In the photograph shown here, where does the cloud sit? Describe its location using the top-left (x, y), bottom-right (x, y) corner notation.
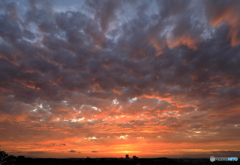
top-left (211, 151), bottom-right (240, 157)
top-left (92, 151), bottom-right (98, 153)
top-left (0, 0), bottom-right (239, 158)
top-left (11, 150), bottom-right (22, 153)
top-left (203, 0), bottom-right (240, 46)
top-left (27, 151), bottom-right (45, 154)
top-left (69, 150), bottom-right (76, 153)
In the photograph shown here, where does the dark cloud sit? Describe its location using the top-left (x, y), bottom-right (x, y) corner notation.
top-left (27, 151), bottom-right (45, 154)
top-left (12, 151), bottom-right (22, 153)
top-left (0, 0), bottom-right (239, 158)
top-left (211, 151), bottom-right (240, 157)
top-left (69, 150), bottom-right (76, 153)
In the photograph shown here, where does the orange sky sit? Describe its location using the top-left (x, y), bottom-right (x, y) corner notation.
top-left (0, 0), bottom-right (240, 158)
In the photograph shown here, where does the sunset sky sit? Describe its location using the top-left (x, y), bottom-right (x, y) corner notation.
top-left (0, 0), bottom-right (240, 158)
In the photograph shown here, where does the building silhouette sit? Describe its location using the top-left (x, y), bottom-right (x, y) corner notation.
top-left (133, 155), bottom-right (138, 159)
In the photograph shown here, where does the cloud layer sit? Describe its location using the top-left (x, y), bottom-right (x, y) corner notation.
top-left (0, 0), bottom-right (240, 158)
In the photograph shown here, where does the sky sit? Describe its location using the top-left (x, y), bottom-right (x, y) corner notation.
top-left (0, 0), bottom-right (240, 158)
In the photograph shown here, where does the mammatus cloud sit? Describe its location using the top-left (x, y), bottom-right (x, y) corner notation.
top-left (0, 0), bottom-right (240, 158)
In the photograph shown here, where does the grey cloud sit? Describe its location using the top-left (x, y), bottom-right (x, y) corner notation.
top-left (211, 151), bottom-right (240, 157)
top-left (69, 150), bottom-right (76, 153)
top-left (27, 151), bottom-right (45, 154)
